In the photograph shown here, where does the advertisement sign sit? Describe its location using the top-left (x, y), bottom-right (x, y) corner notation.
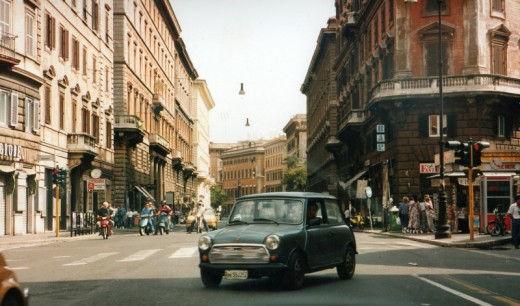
top-left (87, 179), bottom-right (105, 191)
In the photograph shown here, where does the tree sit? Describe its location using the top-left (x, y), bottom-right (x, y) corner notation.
top-left (283, 155), bottom-right (307, 191)
top-left (210, 185), bottom-right (228, 209)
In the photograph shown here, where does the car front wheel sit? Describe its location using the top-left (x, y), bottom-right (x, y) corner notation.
top-left (201, 268), bottom-right (223, 288)
top-left (337, 245), bottom-right (356, 280)
top-left (283, 253), bottom-right (305, 290)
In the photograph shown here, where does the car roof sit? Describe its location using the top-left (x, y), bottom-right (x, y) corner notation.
top-left (237, 191), bottom-right (337, 201)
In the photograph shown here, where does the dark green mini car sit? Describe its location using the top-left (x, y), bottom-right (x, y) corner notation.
top-left (198, 192), bottom-right (357, 290)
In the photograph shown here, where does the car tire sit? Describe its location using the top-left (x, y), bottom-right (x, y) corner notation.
top-left (201, 268), bottom-right (222, 288)
top-left (337, 245), bottom-right (356, 280)
top-left (283, 253), bottom-right (305, 290)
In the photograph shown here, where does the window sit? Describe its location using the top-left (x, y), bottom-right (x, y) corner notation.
top-left (489, 25), bottom-right (510, 76)
top-left (25, 12), bottom-right (35, 57)
top-left (491, 0), bottom-right (504, 13)
top-left (59, 93), bottom-right (65, 130)
top-left (92, 0), bottom-right (99, 31)
top-left (24, 97), bottom-right (39, 133)
top-left (497, 115), bottom-right (505, 137)
top-left (105, 65), bottom-right (109, 92)
top-left (0, 0), bottom-right (11, 34)
top-left (82, 47), bottom-right (87, 75)
top-left (44, 85), bottom-right (51, 124)
top-left (92, 55), bottom-right (97, 83)
top-left (0, 89), bottom-right (9, 126)
top-left (92, 113), bottom-right (99, 141)
top-left (45, 12), bottom-right (56, 49)
top-left (106, 120), bottom-right (112, 149)
top-left (59, 25), bottom-right (69, 60)
top-left (428, 114), bottom-right (447, 137)
top-left (424, 41), bottom-right (448, 76)
top-left (72, 37), bottom-right (80, 70)
top-left (425, 0), bottom-right (447, 15)
top-left (81, 108), bottom-right (90, 133)
top-left (72, 99), bottom-right (77, 133)
top-left (105, 5), bottom-right (111, 42)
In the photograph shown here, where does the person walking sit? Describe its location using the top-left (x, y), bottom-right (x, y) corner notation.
top-left (418, 195), bottom-right (427, 233)
top-left (126, 208), bottom-right (135, 229)
top-left (408, 195), bottom-right (420, 234)
top-left (399, 197), bottom-right (410, 234)
top-left (424, 194), bottom-right (436, 233)
top-left (506, 194), bottom-right (520, 249)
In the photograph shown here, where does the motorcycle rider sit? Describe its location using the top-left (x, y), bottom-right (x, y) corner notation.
top-left (155, 200), bottom-right (173, 234)
top-left (141, 200), bottom-right (156, 234)
top-left (188, 201), bottom-right (208, 233)
top-left (96, 202), bottom-right (115, 232)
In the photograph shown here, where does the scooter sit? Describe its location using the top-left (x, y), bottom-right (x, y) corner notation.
top-left (157, 212), bottom-right (171, 235)
top-left (97, 216), bottom-right (111, 239)
top-left (139, 214), bottom-right (155, 236)
top-left (349, 213), bottom-right (365, 230)
top-left (487, 207), bottom-right (507, 237)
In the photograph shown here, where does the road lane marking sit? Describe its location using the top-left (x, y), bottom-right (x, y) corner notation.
top-left (415, 275), bottom-right (493, 306)
top-left (117, 249), bottom-right (161, 262)
top-left (169, 247), bottom-right (198, 258)
top-left (63, 252), bottom-right (118, 266)
top-left (11, 267), bottom-right (29, 270)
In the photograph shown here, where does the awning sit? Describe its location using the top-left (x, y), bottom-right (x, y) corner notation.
top-left (135, 186), bottom-right (155, 201)
top-left (0, 165), bottom-right (15, 173)
top-left (339, 169), bottom-right (368, 189)
top-left (482, 172), bottom-right (516, 177)
top-left (427, 172), bottom-right (465, 179)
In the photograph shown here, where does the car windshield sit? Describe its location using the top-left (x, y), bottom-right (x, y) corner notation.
top-left (228, 199), bottom-right (303, 225)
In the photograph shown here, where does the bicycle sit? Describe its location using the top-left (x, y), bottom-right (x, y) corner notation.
top-left (487, 206), bottom-right (507, 237)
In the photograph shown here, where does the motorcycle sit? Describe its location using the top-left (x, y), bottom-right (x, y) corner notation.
top-left (157, 212), bottom-right (171, 235)
top-left (349, 213), bottom-right (365, 230)
top-left (487, 207), bottom-right (507, 237)
top-left (139, 214), bottom-right (155, 236)
top-left (97, 216), bottom-right (111, 239)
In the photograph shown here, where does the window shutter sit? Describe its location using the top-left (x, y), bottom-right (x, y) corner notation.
top-left (447, 114), bottom-right (456, 137)
top-left (25, 98), bottom-right (32, 132)
top-left (33, 100), bottom-right (40, 132)
top-left (418, 115), bottom-right (428, 138)
top-left (10, 93), bottom-right (18, 127)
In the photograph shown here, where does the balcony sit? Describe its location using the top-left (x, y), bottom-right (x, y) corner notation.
top-left (149, 133), bottom-right (171, 155)
top-left (338, 109), bottom-right (365, 136)
top-left (0, 31), bottom-right (20, 67)
top-left (67, 133), bottom-right (99, 163)
top-left (114, 115), bottom-right (145, 147)
top-left (341, 12), bottom-right (358, 37)
top-left (368, 74), bottom-right (520, 105)
top-left (152, 94), bottom-right (166, 116)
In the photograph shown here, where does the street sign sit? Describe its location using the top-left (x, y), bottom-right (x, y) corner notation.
top-left (87, 179), bottom-right (105, 191)
top-left (377, 143), bottom-right (385, 152)
top-left (419, 163), bottom-right (436, 173)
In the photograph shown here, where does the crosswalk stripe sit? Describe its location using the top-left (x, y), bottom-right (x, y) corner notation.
top-left (63, 252), bottom-right (118, 266)
top-left (117, 249), bottom-right (161, 262)
top-left (169, 247), bottom-right (198, 258)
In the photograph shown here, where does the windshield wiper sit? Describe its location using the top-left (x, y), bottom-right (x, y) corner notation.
top-left (228, 220), bottom-right (249, 225)
top-left (253, 218), bottom-right (279, 224)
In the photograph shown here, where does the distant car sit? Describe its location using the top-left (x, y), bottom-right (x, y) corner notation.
top-left (197, 192), bottom-right (357, 290)
top-left (186, 208), bottom-right (218, 231)
top-left (0, 252), bottom-right (29, 306)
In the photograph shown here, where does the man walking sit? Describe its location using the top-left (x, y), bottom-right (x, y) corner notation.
top-left (507, 194), bottom-right (520, 249)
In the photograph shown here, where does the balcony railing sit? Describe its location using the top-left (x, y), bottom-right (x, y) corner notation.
top-left (369, 74), bottom-right (520, 103)
top-left (149, 133), bottom-right (170, 154)
top-left (114, 115), bottom-right (143, 131)
top-left (338, 109), bottom-right (365, 133)
top-left (67, 133), bottom-right (99, 155)
top-left (0, 31), bottom-right (19, 65)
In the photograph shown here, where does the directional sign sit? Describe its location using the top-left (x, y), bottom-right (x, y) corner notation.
top-left (87, 179), bottom-right (105, 191)
top-left (377, 143), bottom-right (385, 152)
top-left (377, 134), bottom-right (385, 143)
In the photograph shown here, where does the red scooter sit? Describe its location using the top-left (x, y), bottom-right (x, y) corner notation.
top-left (98, 216), bottom-right (112, 239)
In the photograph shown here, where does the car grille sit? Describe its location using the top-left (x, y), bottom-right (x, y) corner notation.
top-left (209, 244), bottom-right (270, 264)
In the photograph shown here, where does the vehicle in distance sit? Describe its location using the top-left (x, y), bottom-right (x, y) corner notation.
top-left (0, 252), bottom-right (29, 306)
top-left (197, 192), bottom-right (357, 290)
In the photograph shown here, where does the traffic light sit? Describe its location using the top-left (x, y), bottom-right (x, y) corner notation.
top-left (57, 167), bottom-right (68, 185)
top-left (471, 141), bottom-right (490, 167)
top-left (445, 141), bottom-right (469, 167)
top-left (52, 167), bottom-right (59, 184)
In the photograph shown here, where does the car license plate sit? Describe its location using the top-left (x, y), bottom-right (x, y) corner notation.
top-left (224, 270), bottom-right (248, 280)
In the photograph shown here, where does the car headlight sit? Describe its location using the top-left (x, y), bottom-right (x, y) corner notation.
top-left (198, 235), bottom-right (212, 251)
top-left (265, 235), bottom-right (280, 250)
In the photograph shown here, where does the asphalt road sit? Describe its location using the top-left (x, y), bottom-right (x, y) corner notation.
top-left (5, 230), bottom-right (520, 306)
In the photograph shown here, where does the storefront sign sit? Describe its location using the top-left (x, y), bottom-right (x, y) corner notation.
top-left (489, 157), bottom-right (520, 170)
top-left (0, 143), bottom-right (22, 159)
top-left (87, 179), bottom-right (106, 190)
top-left (420, 163), bottom-right (436, 173)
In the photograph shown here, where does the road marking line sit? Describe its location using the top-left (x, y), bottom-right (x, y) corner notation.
top-left (117, 249), bottom-right (161, 262)
top-left (169, 247), bottom-right (198, 258)
top-left (415, 275), bottom-right (493, 306)
top-left (11, 267), bottom-right (29, 270)
top-left (63, 252), bottom-right (118, 266)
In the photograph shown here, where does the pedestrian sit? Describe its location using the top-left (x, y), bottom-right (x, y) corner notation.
top-left (399, 196), bottom-right (410, 234)
top-left (424, 194), bottom-right (436, 233)
top-left (418, 195), bottom-right (427, 233)
top-left (506, 194), bottom-right (520, 249)
top-left (126, 208), bottom-right (135, 229)
top-left (408, 195), bottom-right (420, 234)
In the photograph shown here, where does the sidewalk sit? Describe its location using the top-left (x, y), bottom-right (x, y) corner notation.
top-left (365, 229), bottom-right (513, 249)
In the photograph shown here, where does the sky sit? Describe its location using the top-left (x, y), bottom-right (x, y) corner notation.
top-left (169, 0), bottom-right (336, 143)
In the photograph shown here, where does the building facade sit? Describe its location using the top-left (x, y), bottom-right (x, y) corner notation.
top-left (264, 136), bottom-right (287, 193)
top-left (304, 0), bottom-right (520, 230)
top-left (112, 0), bottom-right (198, 212)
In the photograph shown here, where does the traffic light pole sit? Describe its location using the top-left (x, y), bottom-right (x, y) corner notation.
top-left (55, 184), bottom-right (60, 237)
top-left (468, 166), bottom-right (475, 241)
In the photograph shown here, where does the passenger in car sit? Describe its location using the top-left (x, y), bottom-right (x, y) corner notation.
top-left (307, 202), bottom-right (318, 223)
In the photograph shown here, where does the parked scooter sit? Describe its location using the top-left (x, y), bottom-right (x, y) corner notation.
top-left (157, 212), bottom-right (171, 235)
top-left (487, 207), bottom-right (507, 237)
top-left (349, 213), bottom-right (365, 230)
top-left (97, 215), bottom-right (111, 239)
top-left (139, 214), bottom-right (155, 236)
